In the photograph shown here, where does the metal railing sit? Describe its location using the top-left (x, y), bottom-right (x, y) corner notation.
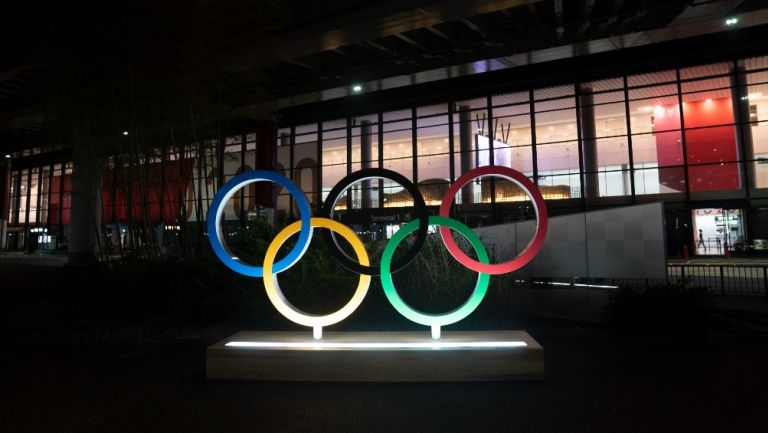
top-left (1, 250), bottom-right (765, 297)
top-left (667, 264), bottom-right (768, 297)
top-left (512, 264), bottom-right (768, 298)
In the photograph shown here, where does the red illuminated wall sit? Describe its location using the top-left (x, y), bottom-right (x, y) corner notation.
top-left (101, 159), bottom-right (194, 224)
top-left (48, 174), bottom-right (72, 225)
top-left (651, 104), bottom-right (684, 191)
top-left (48, 159), bottom-right (194, 226)
top-left (655, 97), bottom-right (739, 192)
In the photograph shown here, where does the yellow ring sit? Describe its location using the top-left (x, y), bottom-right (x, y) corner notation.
top-left (263, 217), bottom-right (371, 328)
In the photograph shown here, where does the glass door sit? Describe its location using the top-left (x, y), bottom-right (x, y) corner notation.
top-left (692, 208), bottom-right (744, 255)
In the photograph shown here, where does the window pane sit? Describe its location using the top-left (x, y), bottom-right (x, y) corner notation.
top-left (28, 168), bottom-right (39, 224)
top-left (536, 141), bottom-right (581, 199)
top-left (293, 124), bottom-right (318, 208)
top-left (382, 111), bottom-right (413, 206)
top-left (321, 119), bottom-right (347, 203)
top-left (40, 166), bottom-right (50, 225)
top-left (535, 108), bottom-right (577, 144)
top-left (632, 130), bottom-right (684, 168)
top-left (417, 112), bottom-right (450, 206)
top-left (492, 109), bottom-right (533, 176)
top-left (688, 162), bottom-right (742, 192)
top-left (679, 63), bottom-right (731, 80)
top-left (276, 127), bottom-right (291, 218)
top-left (682, 88), bottom-right (735, 128)
top-left (18, 171), bottom-right (28, 224)
top-left (452, 106), bottom-right (485, 204)
top-left (593, 101), bottom-right (628, 138)
top-left (751, 121), bottom-right (768, 188)
top-left (627, 70), bottom-right (676, 87)
top-left (628, 93), bottom-right (681, 134)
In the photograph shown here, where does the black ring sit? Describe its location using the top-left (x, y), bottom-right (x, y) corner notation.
top-left (320, 168), bottom-right (429, 276)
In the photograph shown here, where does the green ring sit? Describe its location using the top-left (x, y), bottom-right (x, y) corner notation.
top-left (380, 216), bottom-right (491, 328)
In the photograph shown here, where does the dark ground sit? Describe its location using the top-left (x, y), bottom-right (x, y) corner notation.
top-left (2, 262), bottom-right (768, 433)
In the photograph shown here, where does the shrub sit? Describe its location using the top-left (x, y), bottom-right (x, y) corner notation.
top-left (604, 283), bottom-right (714, 333)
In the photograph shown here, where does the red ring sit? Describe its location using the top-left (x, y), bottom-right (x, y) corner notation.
top-left (438, 166), bottom-right (548, 275)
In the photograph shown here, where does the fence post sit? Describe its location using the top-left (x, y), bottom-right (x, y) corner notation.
top-left (680, 266), bottom-right (686, 288)
top-left (719, 265), bottom-right (726, 296)
top-left (763, 266), bottom-right (767, 299)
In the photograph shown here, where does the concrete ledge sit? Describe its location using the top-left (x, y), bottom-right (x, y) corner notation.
top-left (206, 330), bottom-right (544, 382)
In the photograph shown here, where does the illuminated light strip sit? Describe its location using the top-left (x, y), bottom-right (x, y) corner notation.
top-left (225, 341), bottom-right (528, 349)
top-left (532, 281), bottom-right (619, 289)
top-left (575, 283), bottom-right (619, 289)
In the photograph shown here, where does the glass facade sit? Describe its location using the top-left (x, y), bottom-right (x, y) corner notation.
top-left (4, 55), bottom-right (768, 253)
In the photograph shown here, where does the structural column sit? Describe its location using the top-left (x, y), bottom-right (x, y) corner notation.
top-left (0, 156), bottom-right (11, 250)
top-left (279, 132), bottom-right (290, 147)
top-left (578, 86), bottom-right (599, 200)
top-left (458, 105), bottom-right (475, 204)
top-left (360, 120), bottom-right (373, 209)
top-left (254, 120), bottom-right (277, 209)
top-left (68, 148), bottom-right (102, 266)
top-left (731, 65), bottom-right (755, 191)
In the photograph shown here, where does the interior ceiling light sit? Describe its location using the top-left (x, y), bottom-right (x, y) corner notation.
top-left (122, 131), bottom-right (129, 136)
top-left (352, 84), bottom-right (363, 92)
top-left (725, 17), bottom-right (739, 26)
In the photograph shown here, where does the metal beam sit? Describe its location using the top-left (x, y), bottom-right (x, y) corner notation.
top-left (554, 0), bottom-right (565, 38)
top-left (461, 18), bottom-right (488, 38)
top-left (256, 3), bottom-right (768, 111)
top-left (393, 33), bottom-right (430, 53)
top-left (425, 26), bottom-right (460, 48)
top-left (331, 47), bottom-right (373, 66)
top-left (527, 1), bottom-right (545, 28)
top-left (363, 40), bottom-right (399, 58)
top-left (287, 59), bottom-right (323, 73)
top-left (579, 0), bottom-right (597, 34)
top-left (500, 8), bottom-right (525, 35)
top-left (231, 0), bottom-right (541, 69)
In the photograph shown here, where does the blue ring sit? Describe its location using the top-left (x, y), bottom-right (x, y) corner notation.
top-left (206, 170), bottom-right (312, 277)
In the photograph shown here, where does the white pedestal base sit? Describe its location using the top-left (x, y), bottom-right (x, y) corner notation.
top-left (206, 330), bottom-right (544, 382)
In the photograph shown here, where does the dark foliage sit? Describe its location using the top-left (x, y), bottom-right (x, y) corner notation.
top-left (604, 283), bottom-right (715, 333)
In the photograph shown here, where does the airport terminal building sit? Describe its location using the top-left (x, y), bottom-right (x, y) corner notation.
top-left (1, 1), bottom-right (768, 261)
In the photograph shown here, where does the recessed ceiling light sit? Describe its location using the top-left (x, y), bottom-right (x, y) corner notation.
top-left (122, 131), bottom-right (129, 136)
top-left (352, 84), bottom-right (363, 92)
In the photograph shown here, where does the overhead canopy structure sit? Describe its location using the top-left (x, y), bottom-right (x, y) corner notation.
top-left (3, 0), bottom-right (768, 155)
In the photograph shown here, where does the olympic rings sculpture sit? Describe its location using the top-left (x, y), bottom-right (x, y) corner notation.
top-left (207, 166), bottom-right (548, 340)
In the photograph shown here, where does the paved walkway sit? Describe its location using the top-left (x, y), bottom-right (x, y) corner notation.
top-left (1, 260), bottom-right (767, 432)
top-left (3, 330), bottom-right (766, 433)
